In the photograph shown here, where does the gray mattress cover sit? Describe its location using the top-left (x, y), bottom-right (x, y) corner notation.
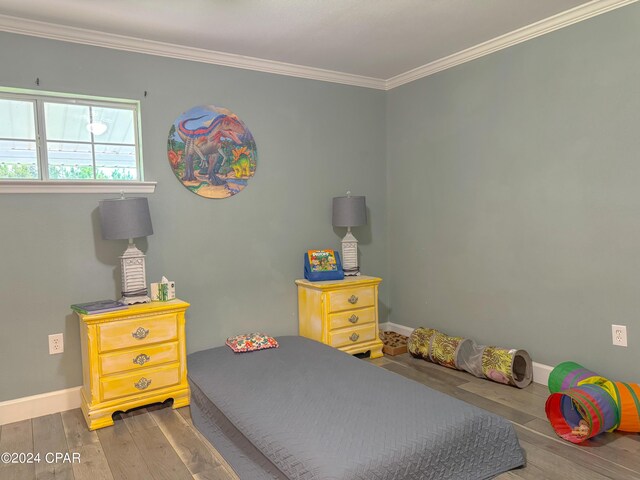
top-left (188, 336), bottom-right (525, 480)
top-left (190, 380), bottom-right (288, 479)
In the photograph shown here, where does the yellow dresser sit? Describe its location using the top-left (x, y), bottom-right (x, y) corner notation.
top-left (296, 276), bottom-right (384, 358)
top-left (76, 299), bottom-right (190, 430)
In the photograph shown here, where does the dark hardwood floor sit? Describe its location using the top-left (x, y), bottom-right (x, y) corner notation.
top-left (1, 353), bottom-right (639, 479)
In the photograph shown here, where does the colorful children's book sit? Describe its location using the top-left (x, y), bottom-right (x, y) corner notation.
top-left (304, 250), bottom-right (344, 281)
top-left (307, 249), bottom-right (339, 272)
top-left (70, 299), bottom-right (127, 314)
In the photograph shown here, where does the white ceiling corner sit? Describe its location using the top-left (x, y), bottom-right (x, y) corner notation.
top-left (386, 0), bottom-right (640, 89)
top-left (0, 0), bottom-right (637, 90)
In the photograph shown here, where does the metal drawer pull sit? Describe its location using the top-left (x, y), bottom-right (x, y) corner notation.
top-left (134, 377), bottom-right (152, 390)
top-left (348, 314), bottom-right (359, 324)
top-left (349, 333), bottom-right (360, 342)
top-left (348, 295), bottom-right (358, 304)
top-left (132, 327), bottom-right (149, 340)
top-left (133, 353), bottom-right (151, 366)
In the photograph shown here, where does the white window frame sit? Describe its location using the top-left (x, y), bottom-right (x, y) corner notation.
top-left (0, 87), bottom-right (155, 194)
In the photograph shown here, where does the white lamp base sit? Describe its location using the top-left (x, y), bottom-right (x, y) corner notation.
top-left (120, 294), bottom-right (151, 305)
top-left (119, 242), bottom-right (151, 304)
top-left (341, 230), bottom-right (361, 276)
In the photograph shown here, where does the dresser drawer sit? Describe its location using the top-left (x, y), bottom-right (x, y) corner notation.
top-left (327, 286), bottom-right (375, 313)
top-left (98, 314), bottom-right (177, 353)
top-left (329, 307), bottom-right (376, 330)
top-left (99, 341), bottom-right (179, 376)
top-left (328, 323), bottom-right (376, 348)
top-left (100, 363), bottom-right (180, 402)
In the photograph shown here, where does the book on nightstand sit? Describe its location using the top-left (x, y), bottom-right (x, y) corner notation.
top-left (304, 249), bottom-right (344, 281)
top-left (71, 299), bottom-right (127, 315)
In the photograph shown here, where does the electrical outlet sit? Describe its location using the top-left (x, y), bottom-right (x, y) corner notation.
top-left (49, 333), bottom-right (64, 354)
top-left (612, 325), bottom-right (627, 347)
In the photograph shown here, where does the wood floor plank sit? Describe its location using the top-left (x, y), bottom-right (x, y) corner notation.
top-left (96, 415), bottom-right (154, 480)
top-left (367, 356), bottom-right (391, 367)
top-left (120, 409), bottom-right (193, 480)
top-left (382, 361), bottom-right (537, 425)
top-left (175, 407), bottom-right (239, 480)
top-left (177, 407), bottom-right (192, 422)
top-left (515, 424), bottom-right (640, 480)
top-left (60, 409), bottom-right (96, 451)
top-left (0, 419), bottom-right (36, 480)
top-left (517, 436), bottom-right (626, 480)
top-left (494, 472), bottom-right (522, 479)
top-left (524, 417), bottom-right (640, 475)
top-left (148, 406), bottom-right (225, 477)
top-left (522, 381), bottom-right (551, 399)
top-left (388, 353), bottom-right (475, 387)
top-left (192, 465), bottom-right (237, 480)
top-left (382, 359), bottom-right (470, 392)
top-left (119, 408), bottom-right (157, 431)
top-left (495, 464), bottom-right (552, 480)
top-left (32, 413), bottom-right (74, 480)
top-left (61, 409), bottom-right (114, 480)
top-left (458, 380), bottom-right (548, 420)
top-left (390, 353), bottom-right (550, 398)
top-left (587, 430), bottom-right (640, 457)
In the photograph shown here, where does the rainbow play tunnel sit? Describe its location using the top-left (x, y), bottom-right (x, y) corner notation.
top-left (545, 361), bottom-right (640, 443)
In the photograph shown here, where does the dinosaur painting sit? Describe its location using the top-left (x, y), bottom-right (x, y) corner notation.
top-left (177, 113), bottom-right (245, 184)
top-left (230, 146), bottom-right (252, 178)
top-left (167, 105), bottom-right (257, 199)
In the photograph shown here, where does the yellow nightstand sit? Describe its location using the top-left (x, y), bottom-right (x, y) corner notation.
top-left (76, 299), bottom-right (190, 430)
top-left (296, 276), bottom-right (384, 358)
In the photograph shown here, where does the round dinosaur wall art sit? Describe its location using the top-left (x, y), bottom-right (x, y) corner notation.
top-left (167, 105), bottom-right (257, 199)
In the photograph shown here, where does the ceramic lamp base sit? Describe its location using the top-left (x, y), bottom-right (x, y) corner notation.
top-left (120, 242), bottom-right (150, 305)
top-left (120, 294), bottom-right (151, 305)
top-left (341, 230), bottom-right (361, 276)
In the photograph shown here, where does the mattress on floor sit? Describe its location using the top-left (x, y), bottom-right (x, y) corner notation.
top-left (187, 336), bottom-right (525, 480)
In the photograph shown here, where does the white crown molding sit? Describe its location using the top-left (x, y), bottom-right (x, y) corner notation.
top-left (0, 14), bottom-right (387, 90)
top-left (385, 0), bottom-right (639, 89)
top-left (0, 0), bottom-right (637, 91)
top-left (0, 386), bottom-right (81, 425)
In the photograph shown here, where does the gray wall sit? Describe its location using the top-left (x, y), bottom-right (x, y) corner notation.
top-left (0, 33), bottom-right (387, 401)
top-left (2, 2), bottom-right (639, 402)
top-left (386, 4), bottom-right (640, 382)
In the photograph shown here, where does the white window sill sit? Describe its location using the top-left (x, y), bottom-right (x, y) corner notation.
top-left (0, 181), bottom-right (157, 194)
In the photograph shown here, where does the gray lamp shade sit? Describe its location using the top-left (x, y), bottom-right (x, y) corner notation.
top-left (99, 197), bottom-right (153, 240)
top-left (332, 195), bottom-right (367, 227)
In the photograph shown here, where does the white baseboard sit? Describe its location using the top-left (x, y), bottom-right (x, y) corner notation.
top-left (379, 322), bottom-right (414, 337)
top-left (531, 362), bottom-right (552, 388)
top-left (380, 322), bottom-right (551, 387)
top-left (0, 386), bottom-right (82, 425)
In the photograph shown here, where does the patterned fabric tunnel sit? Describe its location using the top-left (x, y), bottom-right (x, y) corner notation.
top-left (407, 327), bottom-right (533, 389)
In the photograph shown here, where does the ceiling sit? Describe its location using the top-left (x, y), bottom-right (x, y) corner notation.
top-left (0, 0), bottom-right (633, 88)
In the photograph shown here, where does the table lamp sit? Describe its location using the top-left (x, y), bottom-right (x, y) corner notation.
top-left (332, 192), bottom-right (367, 276)
top-left (98, 196), bottom-right (153, 304)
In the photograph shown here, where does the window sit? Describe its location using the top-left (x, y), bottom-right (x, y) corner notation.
top-left (0, 88), bottom-right (154, 193)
